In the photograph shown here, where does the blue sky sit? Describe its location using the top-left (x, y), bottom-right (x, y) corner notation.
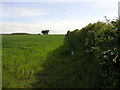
top-left (1, 1), bottom-right (119, 34)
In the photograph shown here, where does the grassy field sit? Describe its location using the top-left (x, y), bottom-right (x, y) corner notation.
top-left (2, 35), bottom-right (65, 88)
top-left (2, 19), bottom-right (120, 88)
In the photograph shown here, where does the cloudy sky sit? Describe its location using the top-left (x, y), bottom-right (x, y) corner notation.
top-left (0, 0), bottom-right (119, 34)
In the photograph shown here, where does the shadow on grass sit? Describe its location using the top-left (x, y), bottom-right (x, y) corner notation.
top-left (31, 45), bottom-right (95, 88)
top-left (31, 45), bottom-right (85, 88)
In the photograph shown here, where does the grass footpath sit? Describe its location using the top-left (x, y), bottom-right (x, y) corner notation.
top-left (2, 35), bottom-right (65, 88)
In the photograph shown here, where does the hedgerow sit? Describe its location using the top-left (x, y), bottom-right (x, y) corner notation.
top-left (61, 19), bottom-right (120, 87)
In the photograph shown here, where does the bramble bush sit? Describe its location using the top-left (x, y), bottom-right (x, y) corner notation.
top-left (61, 19), bottom-right (120, 87)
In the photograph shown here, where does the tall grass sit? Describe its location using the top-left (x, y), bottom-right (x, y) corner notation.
top-left (2, 35), bottom-right (65, 88)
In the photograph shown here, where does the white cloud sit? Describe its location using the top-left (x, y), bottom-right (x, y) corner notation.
top-left (1, 4), bottom-right (46, 17)
top-left (15, 8), bottom-right (46, 17)
top-left (1, 21), bottom-right (89, 34)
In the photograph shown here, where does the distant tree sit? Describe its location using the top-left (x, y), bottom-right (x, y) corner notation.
top-left (11, 33), bottom-right (31, 35)
top-left (66, 30), bottom-right (70, 36)
top-left (41, 30), bottom-right (49, 35)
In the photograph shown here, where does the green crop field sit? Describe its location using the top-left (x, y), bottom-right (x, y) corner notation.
top-left (2, 35), bottom-right (65, 88)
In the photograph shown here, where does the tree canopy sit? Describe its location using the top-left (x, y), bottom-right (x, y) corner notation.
top-left (41, 30), bottom-right (49, 35)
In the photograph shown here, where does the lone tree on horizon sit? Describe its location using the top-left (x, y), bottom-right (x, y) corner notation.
top-left (41, 30), bottom-right (49, 35)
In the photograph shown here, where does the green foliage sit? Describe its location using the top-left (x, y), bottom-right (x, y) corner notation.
top-left (41, 30), bottom-right (49, 35)
top-left (63, 19), bottom-right (120, 87)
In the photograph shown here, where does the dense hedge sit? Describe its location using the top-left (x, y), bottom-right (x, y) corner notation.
top-left (61, 19), bottom-right (120, 87)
